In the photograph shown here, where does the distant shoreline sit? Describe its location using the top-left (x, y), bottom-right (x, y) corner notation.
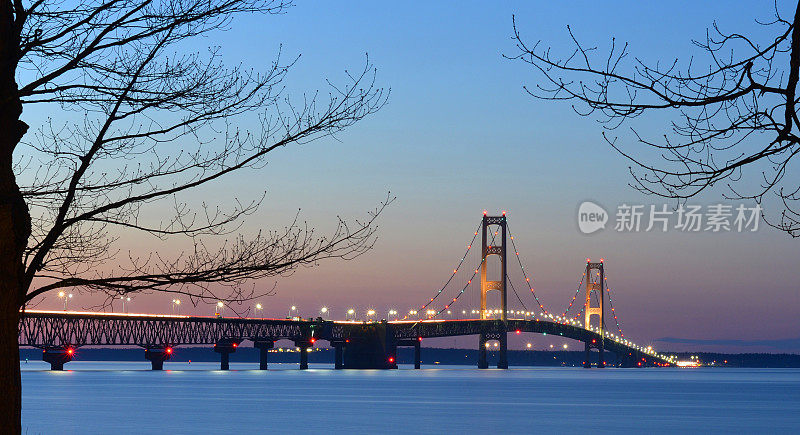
top-left (20, 347), bottom-right (800, 368)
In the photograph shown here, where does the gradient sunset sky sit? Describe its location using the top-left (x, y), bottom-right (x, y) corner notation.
top-left (32, 1), bottom-right (799, 353)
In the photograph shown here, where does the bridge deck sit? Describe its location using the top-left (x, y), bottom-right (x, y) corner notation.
top-left (19, 310), bottom-right (673, 366)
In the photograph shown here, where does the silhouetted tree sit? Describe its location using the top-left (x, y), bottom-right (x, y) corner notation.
top-left (508, 3), bottom-right (800, 237)
top-left (0, 1), bottom-right (388, 430)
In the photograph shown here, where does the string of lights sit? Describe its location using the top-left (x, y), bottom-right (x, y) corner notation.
top-left (506, 274), bottom-right (529, 312)
top-left (604, 273), bottom-right (624, 337)
top-left (561, 273), bottom-right (586, 317)
top-left (572, 304), bottom-right (585, 321)
top-left (401, 220), bottom-right (483, 320)
top-left (505, 223), bottom-right (549, 314)
top-left (429, 256), bottom-right (487, 319)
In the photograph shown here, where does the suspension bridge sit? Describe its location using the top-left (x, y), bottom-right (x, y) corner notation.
top-left (19, 213), bottom-right (676, 370)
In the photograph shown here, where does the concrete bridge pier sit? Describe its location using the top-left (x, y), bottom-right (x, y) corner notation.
top-left (478, 333), bottom-right (488, 369)
top-left (294, 339), bottom-right (313, 370)
top-left (144, 346), bottom-right (173, 370)
top-left (214, 340), bottom-right (238, 370)
top-left (497, 333), bottom-right (508, 369)
top-left (42, 346), bottom-right (75, 370)
top-left (254, 340), bottom-right (274, 370)
top-left (583, 339), bottom-right (605, 368)
top-left (339, 323), bottom-right (396, 369)
top-left (598, 346), bottom-right (605, 368)
top-left (330, 342), bottom-right (344, 369)
top-left (414, 339), bottom-right (421, 369)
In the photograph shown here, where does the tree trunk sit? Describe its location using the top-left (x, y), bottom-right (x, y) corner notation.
top-left (0, 104), bottom-right (29, 434)
top-left (0, 299), bottom-right (21, 434)
top-left (0, 3), bottom-right (31, 430)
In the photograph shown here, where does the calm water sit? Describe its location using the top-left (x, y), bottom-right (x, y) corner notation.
top-left (20, 361), bottom-right (799, 434)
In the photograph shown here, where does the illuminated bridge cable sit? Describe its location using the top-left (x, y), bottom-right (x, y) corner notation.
top-left (506, 274), bottom-right (529, 312)
top-left (430, 256), bottom-right (487, 319)
top-left (604, 274), bottom-right (624, 337)
top-left (561, 272), bottom-right (586, 317)
top-left (402, 220), bottom-right (483, 320)
top-left (505, 223), bottom-right (549, 314)
top-left (485, 224), bottom-right (529, 316)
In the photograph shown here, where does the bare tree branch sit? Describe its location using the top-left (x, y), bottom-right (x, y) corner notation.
top-left (508, 3), bottom-right (800, 236)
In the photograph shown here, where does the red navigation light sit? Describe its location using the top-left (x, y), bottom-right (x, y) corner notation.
top-left (483, 210), bottom-right (487, 215)
top-left (418, 337), bottom-right (422, 342)
top-left (515, 330), bottom-right (521, 335)
top-left (638, 362), bottom-right (642, 366)
top-left (66, 348), bottom-right (74, 355)
top-left (310, 338), bottom-right (316, 344)
top-left (166, 347), bottom-right (173, 354)
top-left (345, 339), bottom-right (350, 343)
top-left (586, 258), bottom-right (591, 263)
top-left (591, 339), bottom-right (596, 344)
top-left (232, 343), bottom-right (238, 348)
top-left (388, 357), bottom-right (395, 363)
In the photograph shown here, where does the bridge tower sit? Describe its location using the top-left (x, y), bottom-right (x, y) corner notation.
top-left (583, 260), bottom-right (605, 368)
top-left (478, 213), bottom-right (508, 369)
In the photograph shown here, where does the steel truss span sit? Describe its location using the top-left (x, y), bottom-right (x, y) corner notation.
top-left (19, 311), bottom-right (324, 347)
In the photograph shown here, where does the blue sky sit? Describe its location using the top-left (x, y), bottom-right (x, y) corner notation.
top-left (33, 1), bottom-right (799, 352)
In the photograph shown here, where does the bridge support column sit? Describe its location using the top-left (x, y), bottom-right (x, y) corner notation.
top-left (333, 343), bottom-right (343, 369)
top-left (42, 346), bottom-right (75, 371)
top-left (497, 333), bottom-right (508, 369)
top-left (598, 345), bottom-right (605, 368)
top-left (300, 346), bottom-right (309, 369)
top-left (583, 342), bottom-right (591, 368)
top-left (414, 339), bottom-right (421, 369)
top-left (295, 339), bottom-right (313, 370)
top-left (583, 339), bottom-right (605, 368)
top-left (144, 346), bottom-right (173, 370)
top-left (254, 340), bottom-right (274, 370)
top-left (214, 340), bottom-right (238, 370)
top-left (478, 333), bottom-right (488, 369)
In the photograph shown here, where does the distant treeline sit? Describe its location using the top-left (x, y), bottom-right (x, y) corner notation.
top-left (19, 347), bottom-right (800, 368)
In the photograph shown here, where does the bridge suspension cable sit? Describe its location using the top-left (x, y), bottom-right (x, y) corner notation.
top-left (428, 256), bottom-right (486, 319)
top-left (402, 220), bottom-right (483, 320)
top-left (506, 274), bottom-right (528, 312)
top-left (604, 273), bottom-right (624, 337)
top-left (561, 273), bottom-right (586, 317)
top-left (505, 223), bottom-right (549, 314)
